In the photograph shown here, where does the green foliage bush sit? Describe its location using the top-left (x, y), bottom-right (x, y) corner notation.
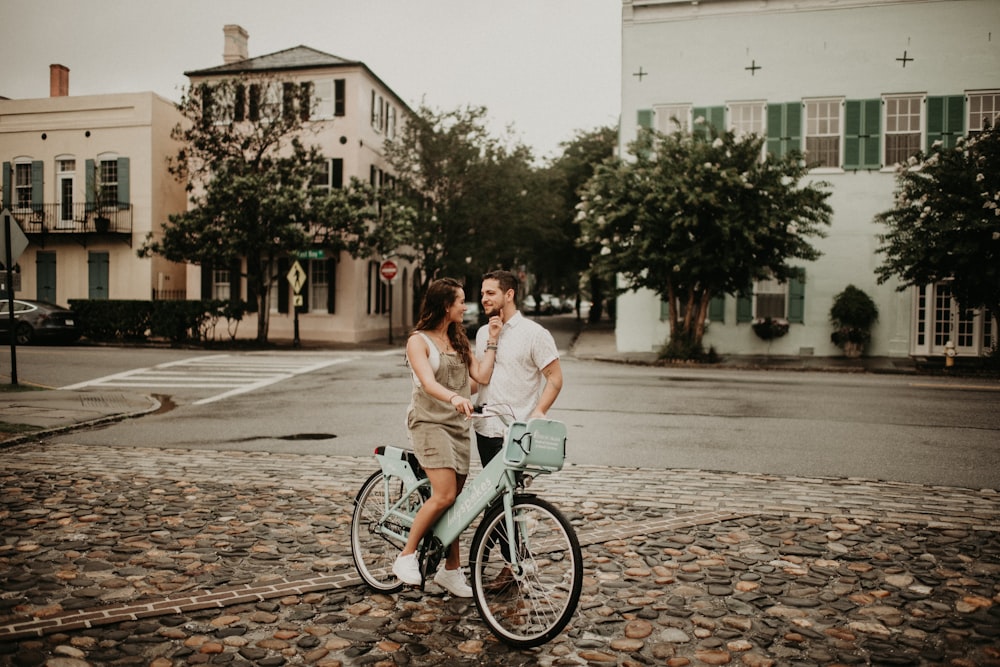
top-left (68, 299), bottom-right (248, 344)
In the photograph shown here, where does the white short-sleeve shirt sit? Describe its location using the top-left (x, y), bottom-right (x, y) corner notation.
top-left (474, 311), bottom-right (559, 438)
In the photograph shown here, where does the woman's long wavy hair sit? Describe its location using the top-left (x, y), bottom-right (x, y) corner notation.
top-left (412, 278), bottom-right (472, 368)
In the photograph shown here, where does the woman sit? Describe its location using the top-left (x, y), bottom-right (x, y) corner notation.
top-left (393, 278), bottom-right (501, 597)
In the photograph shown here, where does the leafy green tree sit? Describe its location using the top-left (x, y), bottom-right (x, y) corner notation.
top-left (577, 123), bottom-right (832, 357)
top-left (139, 77), bottom-right (411, 343)
top-left (875, 122), bottom-right (1000, 319)
top-left (383, 104), bottom-right (546, 295)
top-left (547, 126), bottom-right (618, 320)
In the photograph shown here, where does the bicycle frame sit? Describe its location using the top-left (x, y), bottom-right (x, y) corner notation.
top-left (375, 443), bottom-right (518, 551)
top-left (373, 416), bottom-right (565, 573)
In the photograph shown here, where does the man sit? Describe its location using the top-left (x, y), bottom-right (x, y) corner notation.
top-left (474, 270), bottom-right (563, 466)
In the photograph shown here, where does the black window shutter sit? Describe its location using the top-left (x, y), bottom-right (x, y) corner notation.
top-left (299, 82), bottom-right (312, 121)
top-left (248, 84), bottom-right (260, 121)
top-left (234, 84), bottom-right (246, 122)
top-left (246, 259), bottom-right (259, 312)
top-left (326, 256), bottom-right (336, 313)
top-left (201, 260), bottom-right (213, 300)
top-left (334, 79), bottom-right (345, 116)
top-left (332, 158), bottom-right (343, 188)
top-left (229, 258), bottom-right (241, 304)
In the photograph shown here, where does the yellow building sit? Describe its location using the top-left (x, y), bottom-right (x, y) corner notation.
top-left (0, 65), bottom-right (188, 305)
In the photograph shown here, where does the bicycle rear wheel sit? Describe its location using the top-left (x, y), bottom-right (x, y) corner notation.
top-left (469, 495), bottom-right (583, 648)
top-left (350, 470), bottom-right (424, 592)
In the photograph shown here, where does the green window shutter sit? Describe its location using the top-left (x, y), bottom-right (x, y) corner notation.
top-left (660, 298), bottom-right (669, 321)
top-left (708, 295), bottom-right (725, 323)
top-left (736, 292), bottom-right (753, 323)
top-left (844, 99), bottom-right (881, 169)
top-left (927, 95), bottom-right (964, 150)
top-left (766, 103), bottom-right (801, 156)
top-left (2, 162), bottom-right (10, 208)
top-left (787, 268), bottom-right (806, 324)
top-left (299, 82), bottom-right (312, 122)
top-left (85, 159), bottom-right (96, 212)
top-left (786, 103), bottom-right (801, 153)
top-left (31, 161), bottom-right (44, 213)
top-left (637, 109), bottom-right (653, 130)
top-left (117, 157), bottom-right (130, 207)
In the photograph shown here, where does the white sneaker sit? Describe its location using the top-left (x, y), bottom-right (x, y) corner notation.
top-left (434, 566), bottom-right (473, 597)
top-left (392, 552), bottom-right (421, 586)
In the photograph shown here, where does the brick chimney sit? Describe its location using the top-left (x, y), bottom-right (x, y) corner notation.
top-left (223, 25), bottom-right (249, 64)
top-left (50, 64), bottom-right (69, 97)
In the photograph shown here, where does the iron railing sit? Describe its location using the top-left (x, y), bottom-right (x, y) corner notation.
top-left (13, 202), bottom-right (133, 236)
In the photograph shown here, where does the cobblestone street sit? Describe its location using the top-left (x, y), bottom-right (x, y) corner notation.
top-left (1, 442), bottom-right (998, 666)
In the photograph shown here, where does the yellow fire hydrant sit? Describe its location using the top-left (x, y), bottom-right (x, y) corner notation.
top-left (944, 340), bottom-right (956, 368)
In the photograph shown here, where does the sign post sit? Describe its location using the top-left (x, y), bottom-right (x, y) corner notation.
top-left (286, 260), bottom-right (307, 348)
top-left (1, 210), bottom-right (29, 386)
top-left (380, 260), bottom-right (398, 344)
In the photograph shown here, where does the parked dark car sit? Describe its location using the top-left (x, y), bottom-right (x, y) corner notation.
top-left (0, 299), bottom-right (82, 345)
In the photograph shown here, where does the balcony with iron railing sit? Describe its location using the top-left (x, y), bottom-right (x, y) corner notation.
top-left (15, 202), bottom-right (134, 246)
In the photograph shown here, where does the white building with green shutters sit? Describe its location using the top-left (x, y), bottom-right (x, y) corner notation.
top-left (617, 0), bottom-right (999, 359)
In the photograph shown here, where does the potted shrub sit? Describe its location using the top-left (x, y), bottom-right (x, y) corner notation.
top-left (830, 285), bottom-right (878, 358)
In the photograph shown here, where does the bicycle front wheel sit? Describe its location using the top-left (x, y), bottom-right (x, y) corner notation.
top-left (469, 495), bottom-right (583, 648)
top-left (350, 470), bottom-right (423, 592)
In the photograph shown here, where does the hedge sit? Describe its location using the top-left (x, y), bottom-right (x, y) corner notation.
top-left (68, 299), bottom-right (248, 344)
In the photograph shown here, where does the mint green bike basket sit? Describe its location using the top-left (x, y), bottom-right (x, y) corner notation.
top-left (502, 418), bottom-right (567, 471)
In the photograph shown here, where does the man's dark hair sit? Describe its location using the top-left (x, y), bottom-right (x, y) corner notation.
top-left (482, 270), bottom-right (518, 299)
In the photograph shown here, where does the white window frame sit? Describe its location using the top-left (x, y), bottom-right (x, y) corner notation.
top-left (312, 79), bottom-right (335, 119)
top-left (803, 98), bottom-right (843, 171)
top-left (911, 282), bottom-right (995, 356)
top-left (212, 268), bottom-right (230, 301)
top-left (883, 94), bottom-right (924, 167)
top-left (754, 276), bottom-right (788, 320)
top-left (56, 156), bottom-right (76, 228)
top-left (654, 104), bottom-right (691, 133)
top-left (308, 259), bottom-right (329, 313)
top-left (728, 101), bottom-right (767, 160)
top-left (967, 90), bottom-right (1000, 134)
top-left (13, 158), bottom-right (33, 211)
top-left (97, 153), bottom-right (119, 207)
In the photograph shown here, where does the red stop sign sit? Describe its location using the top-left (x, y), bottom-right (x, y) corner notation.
top-left (380, 260), bottom-right (398, 282)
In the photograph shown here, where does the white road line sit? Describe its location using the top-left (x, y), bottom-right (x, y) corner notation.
top-left (60, 354), bottom-right (358, 404)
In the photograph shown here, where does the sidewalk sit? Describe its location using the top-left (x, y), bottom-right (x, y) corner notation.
top-left (0, 332), bottom-right (997, 666)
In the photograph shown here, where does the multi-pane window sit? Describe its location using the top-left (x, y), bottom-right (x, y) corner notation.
top-left (260, 83), bottom-right (282, 120)
top-left (968, 91), bottom-right (1000, 134)
top-left (99, 159), bottom-right (118, 206)
top-left (311, 158), bottom-right (344, 190)
top-left (884, 95), bottom-right (923, 165)
top-left (804, 99), bottom-right (841, 168)
top-left (312, 80), bottom-right (335, 118)
top-left (309, 259), bottom-right (329, 313)
top-left (14, 162), bottom-right (32, 209)
top-left (755, 277), bottom-right (787, 319)
top-left (654, 104), bottom-right (691, 133)
top-left (212, 269), bottom-right (230, 301)
top-left (728, 102), bottom-right (765, 138)
top-left (311, 79), bottom-right (346, 119)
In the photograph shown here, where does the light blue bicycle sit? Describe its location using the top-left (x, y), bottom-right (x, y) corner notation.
top-left (350, 405), bottom-right (583, 648)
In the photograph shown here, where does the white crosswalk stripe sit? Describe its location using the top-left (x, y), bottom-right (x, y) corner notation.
top-left (60, 354), bottom-right (355, 405)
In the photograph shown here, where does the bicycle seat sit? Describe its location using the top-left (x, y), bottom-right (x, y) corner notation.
top-left (374, 445), bottom-right (428, 479)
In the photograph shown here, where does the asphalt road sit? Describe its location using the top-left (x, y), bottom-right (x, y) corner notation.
top-left (10, 323), bottom-right (998, 490)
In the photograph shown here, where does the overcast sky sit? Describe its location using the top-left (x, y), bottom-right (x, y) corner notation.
top-left (1, 0), bottom-right (622, 161)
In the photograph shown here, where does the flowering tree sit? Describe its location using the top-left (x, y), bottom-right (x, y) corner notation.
top-left (875, 122), bottom-right (1000, 319)
top-left (577, 122), bottom-right (832, 357)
